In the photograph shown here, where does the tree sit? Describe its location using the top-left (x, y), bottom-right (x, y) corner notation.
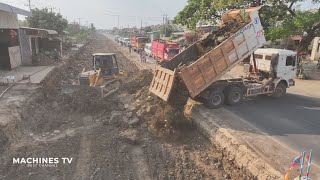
top-left (174, 0), bottom-right (217, 29)
top-left (90, 23), bottom-right (96, 32)
top-left (161, 24), bottom-right (174, 37)
top-left (144, 26), bottom-right (153, 33)
top-left (184, 30), bottom-right (201, 44)
top-left (67, 22), bottom-right (81, 34)
top-left (175, 0), bottom-right (320, 51)
top-left (26, 8), bottom-right (68, 35)
top-left (18, 20), bottom-right (28, 27)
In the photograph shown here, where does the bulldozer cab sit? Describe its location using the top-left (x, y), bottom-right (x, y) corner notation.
top-left (93, 53), bottom-right (119, 77)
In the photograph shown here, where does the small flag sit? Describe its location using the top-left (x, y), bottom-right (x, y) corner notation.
top-left (299, 152), bottom-right (306, 180)
top-left (291, 155), bottom-right (302, 168)
top-left (306, 150), bottom-right (313, 178)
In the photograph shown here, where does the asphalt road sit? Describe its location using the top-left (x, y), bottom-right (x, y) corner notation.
top-left (105, 34), bottom-right (157, 65)
top-left (105, 33), bottom-right (320, 173)
top-left (218, 84), bottom-right (320, 165)
top-left (198, 67), bottom-right (320, 172)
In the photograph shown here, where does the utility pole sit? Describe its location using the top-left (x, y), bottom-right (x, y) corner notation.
top-left (28, 0), bottom-right (31, 11)
top-left (117, 15), bottom-right (120, 30)
top-left (140, 18), bottom-right (143, 34)
top-left (78, 18), bottom-right (83, 29)
top-left (85, 21), bottom-right (89, 28)
top-left (163, 13), bottom-right (168, 37)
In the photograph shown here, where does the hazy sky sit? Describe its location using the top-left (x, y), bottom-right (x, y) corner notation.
top-left (1, 0), bottom-right (319, 29)
top-left (1, 0), bottom-right (188, 29)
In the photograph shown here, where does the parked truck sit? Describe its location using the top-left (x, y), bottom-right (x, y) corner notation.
top-left (147, 31), bottom-right (161, 42)
top-left (149, 7), bottom-right (297, 109)
top-left (151, 40), bottom-right (180, 62)
top-left (130, 35), bottom-right (149, 52)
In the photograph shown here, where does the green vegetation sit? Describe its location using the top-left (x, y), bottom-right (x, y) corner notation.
top-left (26, 8), bottom-right (95, 46)
top-left (66, 23), bottom-right (96, 44)
top-left (26, 8), bottom-right (68, 35)
top-left (174, 0), bottom-right (320, 51)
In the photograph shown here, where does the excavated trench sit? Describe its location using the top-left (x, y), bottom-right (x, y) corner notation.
top-left (0, 34), bottom-right (257, 180)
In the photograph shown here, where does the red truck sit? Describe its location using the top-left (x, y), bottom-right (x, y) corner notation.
top-left (151, 40), bottom-right (180, 62)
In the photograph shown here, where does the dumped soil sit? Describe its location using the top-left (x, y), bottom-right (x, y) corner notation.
top-left (0, 34), bottom-right (255, 180)
top-left (163, 20), bottom-right (246, 70)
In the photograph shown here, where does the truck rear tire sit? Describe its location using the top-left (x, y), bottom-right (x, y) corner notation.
top-left (205, 90), bottom-right (225, 109)
top-left (225, 86), bottom-right (243, 105)
top-left (272, 82), bottom-right (287, 98)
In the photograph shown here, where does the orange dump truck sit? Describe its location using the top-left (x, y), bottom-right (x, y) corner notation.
top-left (130, 35), bottom-right (149, 52)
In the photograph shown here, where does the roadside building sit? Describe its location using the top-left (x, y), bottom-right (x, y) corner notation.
top-left (0, 2), bottom-right (31, 70)
top-left (19, 27), bottom-right (62, 65)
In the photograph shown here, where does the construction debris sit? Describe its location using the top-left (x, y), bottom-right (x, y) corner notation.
top-left (0, 34), bottom-right (255, 179)
top-left (163, 20), bottom-right (246, 70)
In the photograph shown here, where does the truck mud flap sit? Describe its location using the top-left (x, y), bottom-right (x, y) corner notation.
top-left (149, 66), bottom-right (176, 101)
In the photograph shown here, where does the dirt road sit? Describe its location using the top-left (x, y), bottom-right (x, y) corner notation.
top-left (0, 34), bottom-right (254, 180)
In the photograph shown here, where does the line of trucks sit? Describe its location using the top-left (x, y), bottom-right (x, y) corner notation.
top-left (149, 7), bottom-right (298, 109)
top-left (115, 34), bottom-right (181, 63)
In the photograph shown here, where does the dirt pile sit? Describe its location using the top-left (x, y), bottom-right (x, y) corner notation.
top-left (123, 69), bottom-right (192, 137)
top-left (200, 20), bottom-right (246, 53)
top-left (163, 20), bottom-right (246, 70)
top-left (0, 34), bottom-right (256, 180)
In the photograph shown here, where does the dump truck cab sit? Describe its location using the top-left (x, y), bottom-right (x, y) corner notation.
top-left (251, 48), bottom-right (297, 87)
top-left (131, 35), bottom-right (149, 51)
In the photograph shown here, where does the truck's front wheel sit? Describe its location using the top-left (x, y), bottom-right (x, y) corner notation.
top-left (205, 90), bottom-right (225, 109)
top-left (272, 82), bottom-right (287, 98)
top-left (225, 86), bottom-right (243, 105)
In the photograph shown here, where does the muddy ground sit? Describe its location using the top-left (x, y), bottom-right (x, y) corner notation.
top-left (0, 34), bottom-right (255, 180)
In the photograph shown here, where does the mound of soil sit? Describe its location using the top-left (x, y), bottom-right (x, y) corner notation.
top-left (124, 69), bottom-right (192, 137)
top-left (0, 34), bottom-right (256, 180)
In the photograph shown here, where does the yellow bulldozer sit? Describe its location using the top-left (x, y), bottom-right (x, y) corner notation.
top-left (63, 53), bottom-right (122, 98)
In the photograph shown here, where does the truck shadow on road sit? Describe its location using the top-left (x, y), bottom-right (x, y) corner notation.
top-left (220, 93), bottom-right (320, 136)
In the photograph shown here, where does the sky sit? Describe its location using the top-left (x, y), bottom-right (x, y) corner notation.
top-left (1, 0), bottom-right (319, 29)
top-left (1, 0), bottom-right (188, 29)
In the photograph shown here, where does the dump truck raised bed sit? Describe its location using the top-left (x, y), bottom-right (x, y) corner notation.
top-left (149, 7), bottom-right (297, 108)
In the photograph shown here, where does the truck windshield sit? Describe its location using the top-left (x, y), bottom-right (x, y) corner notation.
top-left (166, 49), bottom-right (180, 55)
top-left (137, 38), bottom-right (149, 43)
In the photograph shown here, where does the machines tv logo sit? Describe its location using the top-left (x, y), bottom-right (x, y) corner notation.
top-left (13, 157), bottom-right (73, 168)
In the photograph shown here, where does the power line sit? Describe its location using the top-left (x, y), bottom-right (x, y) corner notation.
top-left (104, 12), bottom-right (166, 29)
top-left (163, 13), bottom-right (169, 36)
top-left (104, 12), bottom-right (164, 19)
top-left (104, 13), bottom-right (120, 29)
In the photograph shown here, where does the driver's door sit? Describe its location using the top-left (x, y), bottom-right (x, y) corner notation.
top-left (277, 55), bottom-right (297, 80)
top-left (110, 55), bottom-right (119, 75)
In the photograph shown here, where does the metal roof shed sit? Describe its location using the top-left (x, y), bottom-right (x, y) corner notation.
top-left (0, 2), bottom-right (32, 16)
top-left (0, 2), bottom-right (32, 29)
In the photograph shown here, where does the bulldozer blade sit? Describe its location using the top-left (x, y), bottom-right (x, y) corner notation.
top-left (61, 84), bottom-right (98, 95)
top-left (61, 79), bottom-right (122, 98)
top-left (100, 79), bottom-right (122, 98)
